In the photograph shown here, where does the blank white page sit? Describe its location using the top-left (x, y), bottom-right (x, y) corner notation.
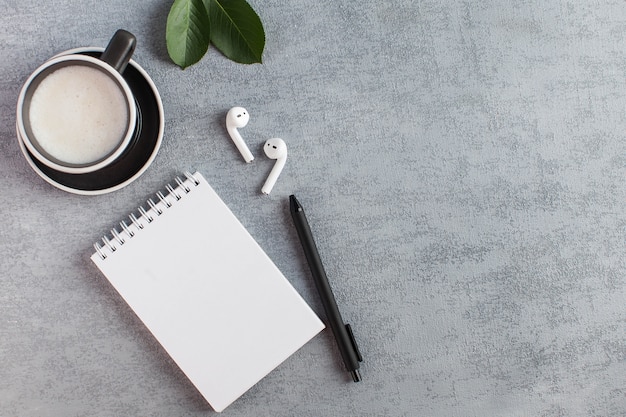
top-left (91, 172), bottom-right (324, 412)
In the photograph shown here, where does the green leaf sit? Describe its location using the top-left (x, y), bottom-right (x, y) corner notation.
top-left (166, 0), bottom-right (211, 69)
top-left (205, 0), bottom-right (265, 64)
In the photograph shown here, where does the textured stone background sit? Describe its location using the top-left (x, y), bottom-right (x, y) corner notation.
top-left (1, 0), bottom-right (625, 415)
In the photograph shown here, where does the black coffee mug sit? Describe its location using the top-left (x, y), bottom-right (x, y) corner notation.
top-left (17, 30), bottom-right (139, 174)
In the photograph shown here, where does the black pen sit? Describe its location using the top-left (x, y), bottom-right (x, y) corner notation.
top-left (289, 195), bottom-right (363, 382)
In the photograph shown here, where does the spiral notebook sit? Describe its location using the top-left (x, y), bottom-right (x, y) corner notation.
top-left (91, 171), bottom-right (324, 412)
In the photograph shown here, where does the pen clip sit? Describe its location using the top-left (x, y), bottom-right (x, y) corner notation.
top-left (345, 323), bottom-right (363, 362)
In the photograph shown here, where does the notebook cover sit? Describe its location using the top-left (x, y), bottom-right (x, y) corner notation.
top-left (91, 172), bottom-right (324, 412)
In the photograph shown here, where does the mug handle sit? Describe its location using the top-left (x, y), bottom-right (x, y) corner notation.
top-left (100, 29), bottom-right (137, 74)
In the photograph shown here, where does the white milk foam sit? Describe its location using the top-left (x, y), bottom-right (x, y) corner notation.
top-left (29, 65), bottom-right (129, 164)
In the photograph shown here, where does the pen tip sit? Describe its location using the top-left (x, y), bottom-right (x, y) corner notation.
top-left (350, 369), bottom-right (362, 382)
top-left (289, 195), bottom-right (302, 212)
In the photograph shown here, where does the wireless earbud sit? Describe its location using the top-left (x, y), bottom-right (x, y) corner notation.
top-left (261, 138), bottom-right (287, 195)
top-left (226, 107), bottom-right (254, 163)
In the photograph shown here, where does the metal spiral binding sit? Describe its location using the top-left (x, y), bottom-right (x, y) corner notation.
top-left (185, 171), bottom-right (200, 186)
top-left (147, 198), bottom-right (162, 216)
top-left (94, 242), bottom-right (107, 259)
top-left (94, 172), bottom-right (200, 260)
top-left (129, 213), bottom-right (144, 229)
top-left (138, 206), bottom-right (153, 223)
top-left (102, 236), bottom-right (116, 252)
top-left (120, 220), bottom-right (134, 238)
top-left (166, 184), bottom-right (181, 201)
top-left (175, 176), bottom-right (190, 193)
top-left (157, 191), bottom-right (171, 208)
top-left (112, 229), bottom-right (125, 245)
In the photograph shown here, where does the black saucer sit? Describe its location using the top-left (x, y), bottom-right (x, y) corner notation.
top-left (19, 49), bottom-right (163, 195)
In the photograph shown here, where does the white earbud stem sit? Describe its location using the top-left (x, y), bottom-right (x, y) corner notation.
top-left (261, 138), bottom-right (287, 195)
top-left (226, 107), bottom-right (254, 163)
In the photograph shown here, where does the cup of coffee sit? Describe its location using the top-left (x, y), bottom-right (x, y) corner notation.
top-left (17, 30), bottom-right (138, 174)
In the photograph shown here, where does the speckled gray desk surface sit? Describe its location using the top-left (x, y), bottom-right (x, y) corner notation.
top-left (1, 1), bottom-right (625, 416)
